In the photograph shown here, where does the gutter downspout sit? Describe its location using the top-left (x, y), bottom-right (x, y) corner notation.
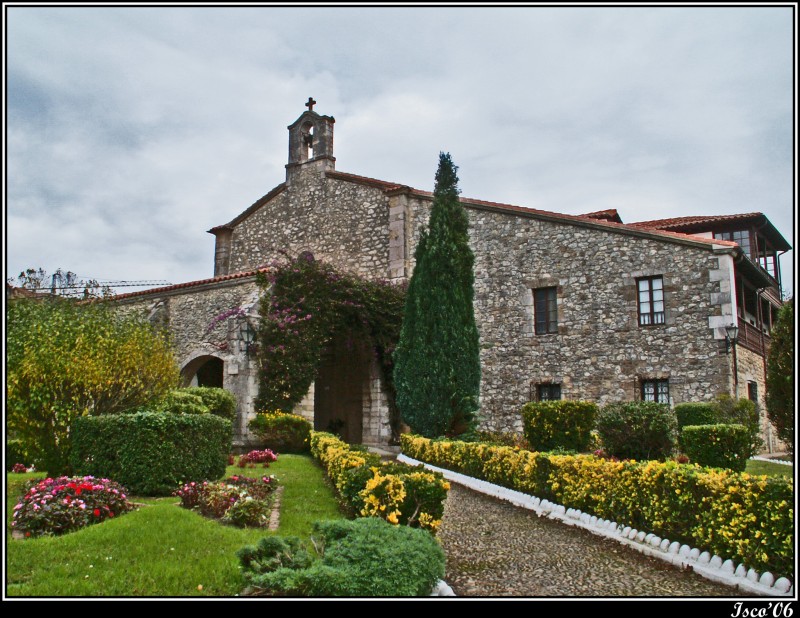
top-left (755, 286), bottom-right (772, 453)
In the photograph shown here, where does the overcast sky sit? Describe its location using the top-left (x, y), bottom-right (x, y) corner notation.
top-left (5, 5), bottom-right (796, 296)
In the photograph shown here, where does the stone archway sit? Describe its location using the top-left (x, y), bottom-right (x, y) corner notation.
top-left (181, 354), bottom-right (225, 388)
top-left (313, 335), bottom-right (370, 444)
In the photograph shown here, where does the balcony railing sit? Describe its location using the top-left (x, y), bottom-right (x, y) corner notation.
top-left (737, 317), bottom-right (770, 356)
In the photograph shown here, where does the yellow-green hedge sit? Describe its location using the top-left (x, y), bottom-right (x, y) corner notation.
top-left (401, 435), bottom-right (793, 577)
top-left (310, 432), bottom-right (449, 533)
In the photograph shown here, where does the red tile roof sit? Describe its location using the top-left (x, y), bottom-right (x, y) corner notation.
top-left (629, 213), bottom-right (765, 230)
top-left (112, 267), bottom-right (271, 301)
top-left (580, 209), bottom-right (624, 223)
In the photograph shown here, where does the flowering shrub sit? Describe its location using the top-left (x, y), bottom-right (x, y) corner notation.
top-left (254, 254), bottom-right (406, 420)
top-left (12, 463), bottom-right (28, 473)
top-left (310, 432), bottom-right (448, 533)
top-left (12, 476), bottom-right (134, 537)
top-left (238, 449), bottom-right (278, 467)
top-left (401, 434), bottom-right (794, 578)
top-left (173, 475), bottom-right (277, 528)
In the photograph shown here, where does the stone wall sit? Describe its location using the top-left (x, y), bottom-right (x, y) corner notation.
top-left (115, 278), bottom-right (261, 446)
top-left (735, 345), bottom-right (784, 454)
top-left (400, 193), bottom-right (734, 433)
top-left (227, 166), bottom-right (391, 279)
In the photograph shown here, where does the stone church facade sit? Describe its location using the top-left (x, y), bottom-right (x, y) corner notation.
top-left (114, 103), bottom-right (790, 452)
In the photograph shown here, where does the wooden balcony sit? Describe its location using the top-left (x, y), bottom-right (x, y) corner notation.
top-left (737, 317), bottom-right (770, 357)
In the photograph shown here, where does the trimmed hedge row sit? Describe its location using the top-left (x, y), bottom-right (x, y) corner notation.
top-left (682, 424), bottom-right (751, 472)
top-left (310, 432), bottom-right (449, 532)
top-left (70, 412), bottom-right (231, 496)
top-left (521, 400), bottom-right (596, 452)
top-left (401, 435), bottom-right (794, 577)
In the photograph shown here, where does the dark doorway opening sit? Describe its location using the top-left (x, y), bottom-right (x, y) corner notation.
top-left (181, 355), bottom-right (224, 388)
top-left (314, 335), bottom-right (369, 444)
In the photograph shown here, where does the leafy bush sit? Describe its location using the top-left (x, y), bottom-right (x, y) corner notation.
top-left (675, 402), bottom-right (718, 431)
top-left (70, 412), bottom-right (231, 496)
top-left (157, 390), bottom-right (209, 415)
top-left (682, 424), bottom-right (751, 472)
top-left (183, 387), bottom-right (237, 420)
top-left (402, 434), bottom-right (794, 578)
top-left (249, 411), bottom-right (312, 453)
top-left (7, 297), bottom-right (179, 475)
top-left (238, 518), bottom-right (445, 596)
top-left (12, 476), bottom-right (134, 537)
top-left (7, 440), bottom-right (31, 472)
top-left (310, 432), bottom-right (448, 532)
top-left (521, 400), bottom-right (597, 452)
top-left (595, 402), bottom-right (677, 460)
top-left (238, 449), bottom-right (278, 467)
top-left (175, 475), bottom-right (277, 528)
top-left (714, 395), bottom-right (762, 459)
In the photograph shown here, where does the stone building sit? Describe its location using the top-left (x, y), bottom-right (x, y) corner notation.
top-left (114, 102), bottom-right (790, 451)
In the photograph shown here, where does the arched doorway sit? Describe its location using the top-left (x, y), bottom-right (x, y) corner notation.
top-left (181, 355), bottom-right (224, 388)
top-left (313, 335), bottom-right (370, 444)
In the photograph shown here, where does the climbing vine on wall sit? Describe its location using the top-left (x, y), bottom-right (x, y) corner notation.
top-left (254, 253), bottom-right (406, 424)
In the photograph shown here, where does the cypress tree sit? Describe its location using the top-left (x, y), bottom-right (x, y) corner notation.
top-left (766, 299), bottom-right (794, 451)
top-left (393, 152), bottom-right (481, 438)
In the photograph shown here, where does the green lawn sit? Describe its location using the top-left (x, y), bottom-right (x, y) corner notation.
top-left (6, 454), bottom-right (344, 597)
top-left (745, 458), bottom-right (793, 478)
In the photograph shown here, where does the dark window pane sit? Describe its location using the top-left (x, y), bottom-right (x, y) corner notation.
top-left (534, 287), bottom-right (558, 335)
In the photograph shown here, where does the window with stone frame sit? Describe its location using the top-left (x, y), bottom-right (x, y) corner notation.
top-left (533, 287), bottom-right (558, 335)
top-left (535, 383), bottom-right (562, 401)
top-left (637, 276), bottom-right (665, 326)
top-left (641, 379), bottom-right (669, 403)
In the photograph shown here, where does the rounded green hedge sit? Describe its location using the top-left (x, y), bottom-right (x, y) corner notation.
top-left (183, 386), bottom-right (237, 420)
top-left (70, 412), bottom-right (231, 496)
top-left (596, 401), bottom-right (677, 461)
top-left (674, 402), bottom-right (718, 431)
top-left (682, 424), bottom-right (751, 472)
top-left (521, 400), bottom-right (597, 452)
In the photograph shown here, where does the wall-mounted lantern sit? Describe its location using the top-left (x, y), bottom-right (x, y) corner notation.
top-left (724, 323), bottom-right (739, 354)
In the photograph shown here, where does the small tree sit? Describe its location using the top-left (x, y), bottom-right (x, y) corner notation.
top-left (7, 296), bottom-right (180, 474)
top-left (767, 299), bottom-right (794, 452)
top-left (393, 153), bottom-right (481, 438)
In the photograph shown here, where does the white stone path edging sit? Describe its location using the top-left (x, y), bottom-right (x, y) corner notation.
top-left (398, 454), bottom-right (794, 598)
top-left (751, 456), bottom-right (793, 467)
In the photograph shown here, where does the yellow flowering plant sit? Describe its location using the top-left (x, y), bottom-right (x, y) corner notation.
top-left (401, 434), bottom-right (793, 577)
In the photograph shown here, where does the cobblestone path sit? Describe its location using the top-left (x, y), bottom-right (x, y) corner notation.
top-left (438, 483), bottom-right (748, 598)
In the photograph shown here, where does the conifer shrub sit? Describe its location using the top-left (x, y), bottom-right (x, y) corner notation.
top-left (394, 153), bottom-right (481, 438)
top-left (70, 412), bottom-right (231, 496)
top-left (521, 400), bottom-right (597, 452)
top-left (681, 424), bottom-right (751, 472)
top-left (766, 300), bottom-right (793, 451)
top-left (595, 401), bottom-right (677, 461)
top-left (237, 518), bottom-right (445, 597)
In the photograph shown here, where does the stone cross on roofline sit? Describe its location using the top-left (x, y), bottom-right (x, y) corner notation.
top-left (305, 97), bottom-right (316, 112)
